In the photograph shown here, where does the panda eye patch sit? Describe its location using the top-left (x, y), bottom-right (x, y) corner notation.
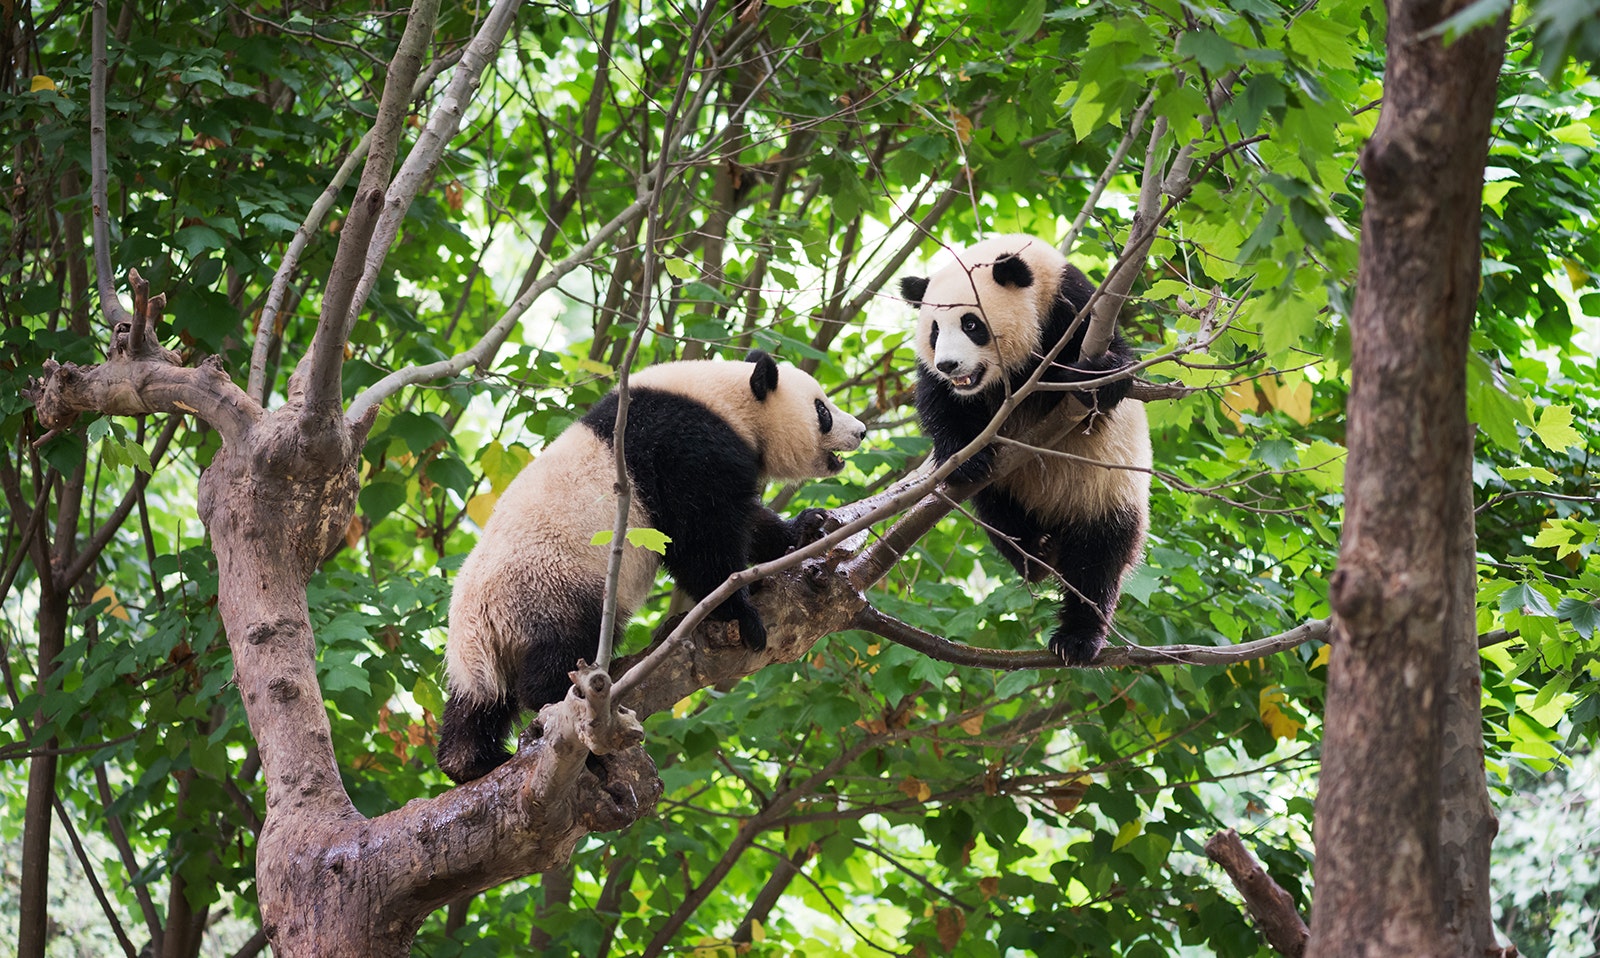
top-left (815, 397), bottom-right (833, 433)
top-left (928, 320), bottom-right (940, 349)
top-left (960, 312), bottom-right (991, 346)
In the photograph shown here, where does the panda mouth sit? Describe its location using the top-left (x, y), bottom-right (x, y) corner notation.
top-left (947, 366), bottom-right (986, 391)
top-left (825, 450), bottom-right (846, 473)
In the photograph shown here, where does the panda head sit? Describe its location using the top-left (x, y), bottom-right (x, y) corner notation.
top-left (741, 350), bottom-right (867, 479)
top-left (899, 235), bottom-right (1072, 396)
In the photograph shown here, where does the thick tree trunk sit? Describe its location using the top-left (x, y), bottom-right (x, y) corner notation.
top-left (1307, 1), bottom-right (1507, 955)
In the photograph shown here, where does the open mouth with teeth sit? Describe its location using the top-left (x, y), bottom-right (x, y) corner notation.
top-left (946, 366), bottom-right (986, 391)
top-left (825, 450), bottom-right (846, 472)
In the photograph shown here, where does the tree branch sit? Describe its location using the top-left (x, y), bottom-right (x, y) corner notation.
top-left (25, 275), bottom-right (263, 448)
top-left (855, 605), bottom-right (1331, 670)
top-left (298, 0), bottom-right (441, 413)
top-left (88, 0), bottom-right (131, 329)
top-left (335, 0), bottom-right (522, 347)
top-left (1205, 829), bottom-right (1308, 958)
top-left (248, 47), bottom-right (464, 404)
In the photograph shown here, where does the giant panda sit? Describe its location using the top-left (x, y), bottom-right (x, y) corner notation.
top-left (899, 234), bottom-right (1151, 665)
top-left (438, 350), bottom-right (867, 783)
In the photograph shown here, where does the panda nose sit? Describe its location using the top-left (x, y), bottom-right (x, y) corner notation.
top-left (936, 359), bottom-right (959, 374)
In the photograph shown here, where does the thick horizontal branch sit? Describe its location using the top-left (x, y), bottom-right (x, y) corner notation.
top-left (26, 354), bottom-right (261, 446)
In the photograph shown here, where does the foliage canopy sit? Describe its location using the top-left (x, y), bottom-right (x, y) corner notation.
top-left (2, 0), bottom-right (1598, 954)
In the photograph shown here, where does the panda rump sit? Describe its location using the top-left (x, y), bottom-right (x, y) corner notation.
top-left (900, 234), bottom-right (1152, 665)
top-left (436, 350), bottom-right (865, 783)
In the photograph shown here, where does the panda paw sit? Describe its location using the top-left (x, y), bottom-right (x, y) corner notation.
top-left (1048, 627), bottom-right (1105, 667)
top-left (736, 607), bottom-right (768, 652)
top-left (789, 508), bottom-right (832, 549)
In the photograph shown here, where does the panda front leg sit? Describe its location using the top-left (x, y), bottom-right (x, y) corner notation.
top-left (665, 527), bottom-right (769, 653)
top-left (747, 505), bottom-right (831, 563)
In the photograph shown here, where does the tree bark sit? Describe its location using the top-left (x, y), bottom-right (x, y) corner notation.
top-left (1307, 1), bottom-right (1507, 955)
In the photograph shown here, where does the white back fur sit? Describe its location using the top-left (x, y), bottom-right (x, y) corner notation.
top-left (447, 426), bottom-right (659, 704)
top-left (634, 359), bottom-right (865, 479)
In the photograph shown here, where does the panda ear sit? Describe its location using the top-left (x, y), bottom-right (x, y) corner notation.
top-left (746, 350), bottom-right (780, 401)
top-left (992, 254), bottom-right (1034, 289)
top-left (899, 275), bottom-right (929, 306)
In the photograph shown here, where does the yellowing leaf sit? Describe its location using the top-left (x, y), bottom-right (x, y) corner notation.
top-left (662, 256), bottom-right (697, 280)
top-left (1551, 122), bottom-right (1596, 148)
top-left (978, 876), bottom-right (1001, 900)
top-left (1112, 819), bottom-right (1142, 850)
top-left (1482, 179), bottom-right (1520, 211)
top-left (1259, 686), bottom-right (1304, 741)
top-left (1220, 380), bottom-right (1258, 431)
top-left (951, 110), bottom-right (973, 144)
top-left (1562, 257), bottom-right (1591, 289)
top-left (91, 584), bottom-right (130, 622)
top-left (898, 775), bottom-right (932, 802)
top-left (1259, 377), bottom-right (1313, 425)
top-left (1499, 464), bottom-right (1559, 485)
top-left (466, 492), bottom-right (498, 528)
top-left (1533, 405), bottom-right (1583, 452)
top-left (957, 713), bottom-right (984, 735)
top-left (31, 75), bottom-right (56, 92)
top-left (750, 919), bottom-right (764, 942)
top-left (1310, 645), bottom-right (1331, 670)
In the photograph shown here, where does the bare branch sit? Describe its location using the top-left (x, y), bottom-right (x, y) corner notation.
top-left (1205, 830), bottom-right (1309, 958)
top-left (597, 3), bottom-right (719, 671)
top-left (25, 275), bottom-right (262, 447)
top-left (88, 0), bottom-right (132, 328)
top-left (249, 48), bottom-right (464, 404)
top-left (335, 0), bottom-right (523, 346)
top-left (345, 197), bottom-right (648, 423)
top-left (855, 605), bottom-right (1331, 670)
top-left (1060, 87), bottom-right (1159, 258)
top-left (1081, 71), bottom-right (1245, 359)
top-left (299, 0), bottom-right (442, 413)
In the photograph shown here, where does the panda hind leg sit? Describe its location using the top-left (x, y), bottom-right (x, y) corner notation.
top-left (437, 693), bottom-right (517, 784)
top-left (512, 610), bottom-right (610, 714)
top-left (1044, 511), bottom-right (1145, 666)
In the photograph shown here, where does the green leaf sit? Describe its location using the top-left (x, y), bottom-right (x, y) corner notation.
top-left (174, 224), bottom-right (228, 259)
top-left (1498, 464), bottom-right (1559, 484)
top-left (1006, 0), bottom-right (1046, 40)
top-left (625, 527), bottom-right (672, 555)
top-left (1557, 598), bottom-right (1599, 639)
top-left (1287, 15), bottom-right (1359, 71)
top-left (662, 257), bottom-right (697, 281)
top-left (1175, 30), bottom-right (1241, 73)
top-left (1532, 405), bottom-right (1583, 452)
top-left (1069, 80), bottom-right (1112, 142)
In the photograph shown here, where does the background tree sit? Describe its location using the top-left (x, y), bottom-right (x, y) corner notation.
top-left (3, 1), bottom-right (1598, 956)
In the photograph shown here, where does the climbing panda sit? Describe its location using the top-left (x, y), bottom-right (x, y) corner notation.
top-left (438, 350), bottom-right (867, 783)
top-left (899, 234), bottom-right (1151, 665)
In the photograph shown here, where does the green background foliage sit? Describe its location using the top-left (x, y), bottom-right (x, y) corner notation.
top-left (2, 0), bottom-right (1597, 954)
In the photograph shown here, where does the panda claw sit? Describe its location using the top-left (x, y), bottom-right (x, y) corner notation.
top-left (1048, 627), bottom-right (1104, 667)
top-left (791, 508), bottom-right (831, 548)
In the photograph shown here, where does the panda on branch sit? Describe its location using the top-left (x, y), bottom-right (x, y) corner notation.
top-left (900, 234), bottom-right (1151, 665)
top-left (437, 350), bottom-right (867, 784)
